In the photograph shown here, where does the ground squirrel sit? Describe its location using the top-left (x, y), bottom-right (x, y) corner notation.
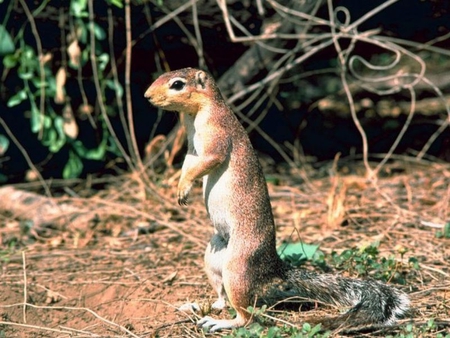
top-left (144, 68), bottom-right (410, 332)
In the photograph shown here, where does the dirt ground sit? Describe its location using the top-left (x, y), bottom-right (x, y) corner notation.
top-left (0, 159), bottom-right (449, 337)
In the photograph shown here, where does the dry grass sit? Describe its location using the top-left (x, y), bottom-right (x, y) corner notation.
top-left (0, 158), bottom-right (449, 337)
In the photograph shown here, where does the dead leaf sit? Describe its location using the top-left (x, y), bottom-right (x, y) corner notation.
top-left (67, 40), bottom-right (81, 68)
top-left (63, 103), bottom-right (78, 138)
top-left (162, 271), bottom-right (177, 284)
top-left (25, 169), bottom-right (39, 182)
top-left (55, 67), bottom-right (67, 104)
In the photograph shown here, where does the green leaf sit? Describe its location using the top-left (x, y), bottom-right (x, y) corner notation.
top-left (0, 134), bottom-right (10, 155)
top-left (107, 136), bottom-right (121, 156)
top-left (30, 107), bottom-right (42, 133)
top-left (3, 54), bottom-right (18, 68)
top-left (70, 0), bottom-right (88, 18)
top-left (98, 53), bottom-right (109, 71)
top-left (443, 222), bottom-right (450, 238)
top-left (93, 23), bottom-right (106, 40)
top-left (0, 25), bottom-right (15, 55)
top-left (7, 90), bottom-right (27, 107)
top-left (72, 140), bottom-right (106, 160)
top-left (0, 172), bottom-right (8, 184)
top-left (78, 22), bottom-right (88, 44)
top-left (42, 128), bottom-right (57, 147)
top-left (105, 79), bottom-right (123, 98)
top-left (18, 66), bottom-right (34, 80)
top-left (83, 143), bottom-right (106, 160)
top-left (63, 150), bottom-right (83, 178)
top-left (22, 46), bottom-right (35, 60)
top-left (48, 117), bottom-right (66, 152)
top-left (302, 322), bottom-right (311, 332)
top-left (109, 0), bottom-right (123, 8)
top-left (309, 323), bottom-right (323, 336)
top-left (277, 242), bottom-right (319, 261)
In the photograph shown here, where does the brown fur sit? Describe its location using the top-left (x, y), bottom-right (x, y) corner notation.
top-left (145, 68), bottom-right (409, 332)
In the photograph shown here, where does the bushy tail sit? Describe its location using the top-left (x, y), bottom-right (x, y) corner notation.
top-left (282, 267), bottom-right (409, 328)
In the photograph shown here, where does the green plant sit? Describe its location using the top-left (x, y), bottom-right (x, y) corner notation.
top-left (2, 0), bottom-right (125, 179)
top-left (436, 222), bottom-right (450, 239)
top-left (0, 239), bottom-right (17, 263)
top-left (386, 318), bottom-right (450, 338)
top-left (329, 242), bottom-right (416, 284)
top-left (277, 242), bottom-right (323, 267)
top-left (224, 321), bottom-right (329, 338)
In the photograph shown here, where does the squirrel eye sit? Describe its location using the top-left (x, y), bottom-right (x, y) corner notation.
top-left (170, 80), bottom-right (185, 91)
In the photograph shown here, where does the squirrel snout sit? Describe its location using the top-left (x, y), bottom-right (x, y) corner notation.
top-left (144, 88), bottom-right (152, 100)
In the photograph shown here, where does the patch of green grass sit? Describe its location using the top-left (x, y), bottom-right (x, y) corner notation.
top-left (278, 241), bottom-right (419, 284)
top-left (231, 241), bottom-right (423, 337)
top-left (328, 242), bottom-right (418, 284)
top-left (436, 222), bottom-right (450, 239)
top-left (277, 242), bottom-right (322, 267)
top-left (387, 319), bottom-right (450, 338)
top-left (0, 238), bottom-right (17, 263)
top-left (224, 306), bottom-right (330, 337)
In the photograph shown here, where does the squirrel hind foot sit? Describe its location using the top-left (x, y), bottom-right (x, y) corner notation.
top-left (198, 316), bottom-right (246, 332)
top-left (211, 298), bottom-right (227, 310)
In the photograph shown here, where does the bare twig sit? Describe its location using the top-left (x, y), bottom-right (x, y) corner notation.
top-left (18, 0), bottom-right (48, 140)
top-left (22, 251), bottom-right (27, 324)
top-left (124, 0), bottom-right (142, 168)
top-left (0, 303), bottom-right (140, 338)
top-left (107, 8), bottom-right (135, 171)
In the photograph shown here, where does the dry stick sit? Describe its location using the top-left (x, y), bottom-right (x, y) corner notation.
top-left (342, 0), bottom-right (399, 33)
top-left (268, 0), bottom-right (333, 28)
top-left (329, 3), bottom-right (426, 178)
top-left (107, 8), bottom-right (135, 171)
top-left (220, 0), bottom-right (329, 43)
top-left (22, 251), bottom-right (27, 324)
top-left (87, 0), bottom-right (125, 164)
top-left (375, 87), bottom-right (416, 174)
top-left (221, 0), bottom-right (316, 55)
top-left (122, 0), bottom-right (163, 196)
top-left (145, 0), bottom-right (199, 35)
top-left (87, 198), bottom-right (206, 247)
top-left (348, 35), bottom-right (449, 161)
top-left (383, 35), bottom-right (450, 57)
top-left (35, 284), bottom-right (68, 300)
top-left (236, 45), bottom-right (302, 114)
top-left (273, 0), bottom-right (429, 175)
top-left (191, 0), bottom-right (205, 69)
top-left (69, 17), bottom-right (96, 129)
top-left (142, 3), bottom-right (167, 73)
top-left (0, 118), bottom-right (52, 199)
top-left (415, 76), bottom-right (450, 159)
top-left (0, 321), bottom-right (74, 335)
top-left (124, 0), bottom-right (142, 168)
top-left (328, 0), bottom-right (372, 176)
top-left (123, 0), bottom-right (201, 62)
top-left (0, 303), bottom-right (140, 338)
top-left (5, 2), bottom-right (53, 199)
top-left (18, 0), bottom-right (47, 140)
top-left (159, 7), bottom-right (203, 68)
top-left (350, 37), bottom-right (427, 93)
top-left (227, 37), bottom-right (335, 104)
top-left (58, 325), bottom-right (102, 337)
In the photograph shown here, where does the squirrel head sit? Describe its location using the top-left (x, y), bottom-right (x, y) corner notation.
top-left (145, 68), bottom-right (218, 115)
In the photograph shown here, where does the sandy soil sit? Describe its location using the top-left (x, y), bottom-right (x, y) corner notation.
top-left (0, 160), bottom-right (449, 337)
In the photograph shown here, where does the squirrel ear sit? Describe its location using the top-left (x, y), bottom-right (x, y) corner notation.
top-left (195, 70), bottom-right (207, 90)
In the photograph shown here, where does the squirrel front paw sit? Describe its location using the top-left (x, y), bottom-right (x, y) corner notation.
top-left (177, 180), bottom-right (192, 206)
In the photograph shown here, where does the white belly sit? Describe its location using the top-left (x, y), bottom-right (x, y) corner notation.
top-left (203, 168), bottom-right (233, 238)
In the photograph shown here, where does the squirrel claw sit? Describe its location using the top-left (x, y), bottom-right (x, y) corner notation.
top-left (197, 316), bottom-right (236, 332)
top-left (178, 196), bottom-right (188, 206)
